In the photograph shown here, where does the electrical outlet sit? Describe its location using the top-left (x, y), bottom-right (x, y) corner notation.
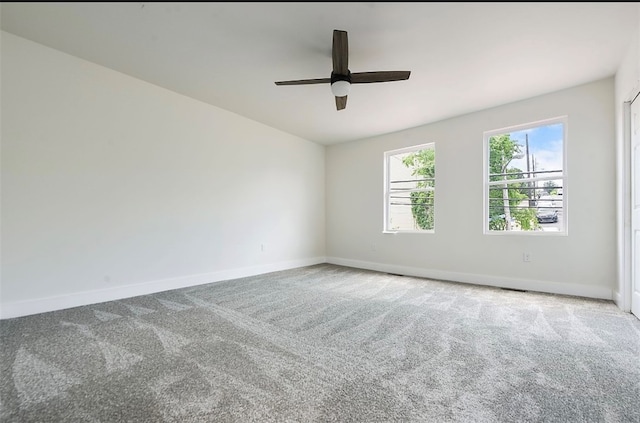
top-left (261, 243), bottom-right (266, 253)
top-left (522, 252), bottom-right (531, 262)
top-left (371, 243), bottom-right (377, 252)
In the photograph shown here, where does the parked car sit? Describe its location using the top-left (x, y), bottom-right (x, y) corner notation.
top-left (536, 209), bottom-right (558, 223)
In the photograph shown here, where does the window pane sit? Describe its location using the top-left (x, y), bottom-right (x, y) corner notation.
top-left (389, 149), bottom-right (435, 190)
top-left (486, 119), bottom-right (565, 233)
top-left (388, 191), bottom-right (434, 231)
top-left (488, 179), bottom-right (564, 232)
top-left (385, 143), bottom-right (435, 232)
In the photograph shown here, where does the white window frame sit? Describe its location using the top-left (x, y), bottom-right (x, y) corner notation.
top-left (483, 116), bottom-right (568, 235)
top-left (384, 142), bottom-right (435, 233)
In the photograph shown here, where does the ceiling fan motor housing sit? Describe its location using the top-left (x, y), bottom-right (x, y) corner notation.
top-left (330, 71), bottom-right (351, 97)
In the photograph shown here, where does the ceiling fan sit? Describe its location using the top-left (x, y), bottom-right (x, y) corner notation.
top-left (274, 30), bottom-right (411, 111)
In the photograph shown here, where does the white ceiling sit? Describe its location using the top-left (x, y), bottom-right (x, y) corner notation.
top-left (1, 2), bottom-right (638, 145)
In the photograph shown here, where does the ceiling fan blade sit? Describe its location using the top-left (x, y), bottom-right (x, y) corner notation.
top-left (332, 30), bottom-right (349, 75)
top-left (351, 71), bottom-right (411, 84)
top-left (275, 78), bottom-right (331, 86)
top-left (335, 96), bottom-right (347, 111)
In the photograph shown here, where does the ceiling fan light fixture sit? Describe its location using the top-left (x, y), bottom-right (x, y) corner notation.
top-left (331, 80), bottom-right (351, 97)
top-left (274, 30), bottom-right (411, 110)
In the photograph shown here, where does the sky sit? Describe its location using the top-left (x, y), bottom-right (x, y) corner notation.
top-left (505, 122), bottom-right (563, 177)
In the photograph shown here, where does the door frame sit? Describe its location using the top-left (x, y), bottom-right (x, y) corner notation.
top-left (621, 91), bottom-right (640, 314)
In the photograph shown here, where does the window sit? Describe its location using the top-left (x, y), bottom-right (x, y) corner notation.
top-left (484, 116), bottom-right (567, 234)
top-left (384, 143), bottom-right (435, 232)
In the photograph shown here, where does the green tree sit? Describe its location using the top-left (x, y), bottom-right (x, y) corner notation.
top-left (488, 135), bottom-right (538, 231)
top-left (402, 148), bottom-right (435, 230)
top-left (544, 180), bottom-right (557, 195)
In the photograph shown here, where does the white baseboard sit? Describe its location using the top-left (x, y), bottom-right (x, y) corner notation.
top-left (327, 257), bottom-right (613, 300)
top-left (612, 290), bottom-right (626, 311)
top-left (0, 257), bottom-right (326, 320)
top-left (2, 256), bottom-right (615, 320)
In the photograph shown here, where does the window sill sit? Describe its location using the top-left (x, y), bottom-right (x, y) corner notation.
top-left (383, 230), bottom-right (435, 234)
top-left (484, 230), bottom-right (568, 236)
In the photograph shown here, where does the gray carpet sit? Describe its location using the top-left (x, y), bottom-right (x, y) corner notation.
top-left (1, 264), bottom-right (639, 422)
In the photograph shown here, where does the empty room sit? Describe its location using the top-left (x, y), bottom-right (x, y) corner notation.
top-left (1, 3), bottom-right (639, 422)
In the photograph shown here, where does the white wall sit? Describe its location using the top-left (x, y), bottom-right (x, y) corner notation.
top-left (0, 32), bottom-right (325, 318)
top-left (326, 78), bottom-right (616, 299)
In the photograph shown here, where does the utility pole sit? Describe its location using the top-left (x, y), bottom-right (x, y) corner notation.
top-left (532, 154), bottom-right (537, 203)
top-left (526, 134), bottom-right (534, 207)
